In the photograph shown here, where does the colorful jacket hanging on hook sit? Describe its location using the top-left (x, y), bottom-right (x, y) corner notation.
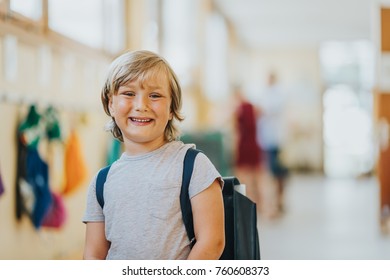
top-left (15, 105), bottom-right (67, 229)
top-left (45, 106), bottom-right (61, 141)
top-left (16, 105), bottom-right (52, 229)
top-left (62, 129), bottom-right (88, 195)
top-left (42, 106), bottom-right (67, 228)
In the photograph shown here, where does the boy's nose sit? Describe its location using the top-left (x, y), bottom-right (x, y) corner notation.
top-left (134, 95), bottom-right (149, 112)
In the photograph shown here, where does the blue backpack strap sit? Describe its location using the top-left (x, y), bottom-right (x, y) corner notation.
top-left (180, 148), bottom-right (201, 247)
top-left (96, 165), bottom-right (111, 209)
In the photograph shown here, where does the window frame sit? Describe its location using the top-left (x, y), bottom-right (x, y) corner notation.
top-left (2, 0), bottom-right (47, 33)
top-left (0, 0), bottom-right (126, 56)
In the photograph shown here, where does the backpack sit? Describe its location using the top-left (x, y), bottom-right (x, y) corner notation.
top-left (95, 148), bottom-right (260, 260)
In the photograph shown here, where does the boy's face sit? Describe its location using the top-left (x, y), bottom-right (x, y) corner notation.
top-left (109, 72), bottom-right (173, 154)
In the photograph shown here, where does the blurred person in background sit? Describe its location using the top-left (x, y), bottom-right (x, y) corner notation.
top-left (256, 72), bottom-right (289, 216)
top-left (232, 86), bottom-right (263, 209)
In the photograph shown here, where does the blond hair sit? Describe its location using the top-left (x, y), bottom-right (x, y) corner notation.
top-left (101, 50), bottom-right (184, 142)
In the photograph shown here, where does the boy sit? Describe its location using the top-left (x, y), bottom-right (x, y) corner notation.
top-left (83, 50), bottom-right (225, 260)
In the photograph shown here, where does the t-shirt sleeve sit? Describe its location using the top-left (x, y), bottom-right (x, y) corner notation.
top-left (188, 152), bottom-right (224, 199)
top-left (82, 174), bottom-right (105, 223)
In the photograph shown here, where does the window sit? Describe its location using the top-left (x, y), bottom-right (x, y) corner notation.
top-left (102, 0), bottom-right (125, 54)
top-left (48, 0), bottom-right (103, 49)
top-left (3, 0), bottom-right (125, 54)
top-left (10, 0), bottom-right (42, 21)
top-left (48, 0), bottom-right (125, 53)
top-left (203, 12), bottom-right (229, 101)
top-left (161, 0), bottom-right (199, 87)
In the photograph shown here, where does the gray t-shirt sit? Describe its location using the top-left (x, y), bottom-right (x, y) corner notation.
top-left (82, 141), bottom-right (222, 260)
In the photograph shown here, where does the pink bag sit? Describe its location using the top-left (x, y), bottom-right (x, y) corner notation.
top-left (42, 192), bottom-right (67, 228)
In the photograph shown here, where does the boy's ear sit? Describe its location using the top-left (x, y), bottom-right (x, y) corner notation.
top-left (108, 98), bottom-right (115, 116)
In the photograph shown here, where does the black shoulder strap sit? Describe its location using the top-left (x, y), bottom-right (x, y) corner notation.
top-left (96, 165), bottom-right (111, 209)
top-left (180, 148), bottom-right (201, 247)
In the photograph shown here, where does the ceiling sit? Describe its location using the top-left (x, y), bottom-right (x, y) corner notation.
top-left (213, 0), bottom-right (375, 49)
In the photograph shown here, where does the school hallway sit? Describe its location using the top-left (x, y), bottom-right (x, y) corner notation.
top-left (257, 173), bottom-right (390, 260)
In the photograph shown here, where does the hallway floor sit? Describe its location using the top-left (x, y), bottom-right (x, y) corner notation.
top-left (258, 173), bottom-right (390, 260)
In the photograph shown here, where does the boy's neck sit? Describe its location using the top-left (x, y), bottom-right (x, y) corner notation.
top-left (123, 138), bottom-right (168, 156)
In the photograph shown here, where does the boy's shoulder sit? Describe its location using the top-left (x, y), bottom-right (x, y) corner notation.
top-left (166, 140), bottom-right (195, 152)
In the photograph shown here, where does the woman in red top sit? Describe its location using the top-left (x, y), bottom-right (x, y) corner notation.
top-left (233, 86), bottom-right (263, 208)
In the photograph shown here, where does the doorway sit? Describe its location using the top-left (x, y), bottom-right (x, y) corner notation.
top-left (320, 41), bottom-right (375, 178)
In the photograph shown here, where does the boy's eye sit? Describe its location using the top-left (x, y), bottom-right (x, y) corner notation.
top-left (121, 91), bottom-right (135, 96)
top-left (150, 93), bottom-right (162, 98)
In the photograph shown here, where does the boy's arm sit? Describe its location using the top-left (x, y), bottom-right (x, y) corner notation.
top-left (83, 222), bottom-right (110, 260)
top-left (187, 179), bottom-right (225, 260)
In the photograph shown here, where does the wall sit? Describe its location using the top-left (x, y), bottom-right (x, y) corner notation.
top-left (0, 23), bottom-right (112, 259)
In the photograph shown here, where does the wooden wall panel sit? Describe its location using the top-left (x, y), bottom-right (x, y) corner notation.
top-left (375, 93), bottom-right (390, 209)
top-left (381, 8), bottom-right (390, 52)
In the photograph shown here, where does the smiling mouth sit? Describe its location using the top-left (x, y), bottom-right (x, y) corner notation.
top-left (130, 117), bottom-right (153, 123)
